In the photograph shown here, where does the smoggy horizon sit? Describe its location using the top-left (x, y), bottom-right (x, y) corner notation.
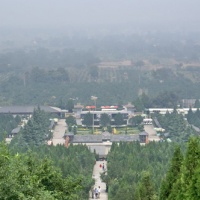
top-left (0, 0), bottom-right (199, 35)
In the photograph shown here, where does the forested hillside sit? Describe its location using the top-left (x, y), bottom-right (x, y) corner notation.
top-left (0, 33), bottom-right (200, 106)
top-left (0, 140), bottom-right (95, 200)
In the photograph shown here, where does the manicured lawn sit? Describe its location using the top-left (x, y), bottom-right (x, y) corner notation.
top-left (113, 127), bottom-right (140, 134)
top-left (75, 126), bottom-right (140, 135)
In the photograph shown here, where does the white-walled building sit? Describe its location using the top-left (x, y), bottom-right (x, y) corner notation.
top-left (147, 108), bottom-right (199, 115)
top-left (73, 103), bottom-right (135, 126)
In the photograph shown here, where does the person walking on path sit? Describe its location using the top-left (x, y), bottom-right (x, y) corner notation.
top-left (91, 187), bottom-right (95, 199)
top-left (89, 161), bottom-right (108, 200)
top-left (98, 186), bottom-right (101, 198)
top-left (95, 187), bottom-right (98, 199)
top-left (102, 163), bottom-right (105, 171)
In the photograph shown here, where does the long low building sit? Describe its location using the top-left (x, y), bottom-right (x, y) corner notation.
top-left (65, 131), bottom-right (149, 157)
top-left (0, 106), bottom-right (64, 116)
top-left (147, 108), bottom-right (199, 115)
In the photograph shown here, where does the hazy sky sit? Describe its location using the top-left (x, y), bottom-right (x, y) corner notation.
top-left (0, 0), bottom-right (200, 32)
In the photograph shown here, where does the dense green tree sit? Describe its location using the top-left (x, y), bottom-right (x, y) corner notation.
top-left (68, 124), bottom-right (72, 132)
top-left (0, 114), bottom-right (21, 140)
top-left (196, 108), bottom-right (200, 119)
top-left (100, 113), bottom-right (111, 127)
top-left (186, 162), bottom-right (200, 200)
top-left (187, 108), bottom-right (200, 128)
top-left (156, 110), bottom-right (197, 141)
top-left (0, 141), bottom-right (83, 199)
top-left (182, 138), bottom-right (200, 197)
top-left (9, 142), bottom-right (95, 199)
top-left (106, 142), bottom-right (176, 200)
top-left (72, 125), bottom-right (77, 135)
top-left (82, 112), bottom-right (93, 127)
top-left (10, 107), bottom-right (50, 148)
top-left (159, 146), bottom-right (183, 200)
top-left (194, 99), bottom-right (200, 108)
top-left (187, 107), bottom-right (194, 124)
top-left (66, 115), bottom-right (76, 126)
top-left (129, 115), bottom-right (143, 126)
top-left (133, 97), bottom-right (145, 112)
top-left (66, 99), bottom-right (74, 113)
top-left (138, 172), bottom-right (157, 200)
top-left (114, 113), bottom-right (124, 126)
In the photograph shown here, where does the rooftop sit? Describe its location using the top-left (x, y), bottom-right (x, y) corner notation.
top-left (0, 106), bottom-right (61, 114)
top-left (70, 133), bottom-right (139, 143)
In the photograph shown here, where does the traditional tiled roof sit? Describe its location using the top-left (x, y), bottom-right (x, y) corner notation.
top-left (124, 102), bottom-right (135, 108)
top-left (111, 134), bottom-right (139, 142)
top-left (0, 106), bottom-right (61, 114)
top-left (71, 133), bottom-right (139, 143)
top-left (74, 104), bottom-right (84, 109)
top-left (139, 131), bottom-right (149, 136)
top-left (73, 135), bottom-right (102, 143)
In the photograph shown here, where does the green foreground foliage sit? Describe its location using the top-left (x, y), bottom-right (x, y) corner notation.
top-left (0, 142), bottom-right (82, 200)
top-left (104, 141), bottom-right (176, 200)
top-left (7, 107), bottom-right (95, 199)
top-left (29, 144), bottom-right (95, 199)
top-left (159, 137), bottom-right (200, 200)
top-left (105, 137), bottom-right (200, 200)
top-left (5, 142), bottom-right (95, 200)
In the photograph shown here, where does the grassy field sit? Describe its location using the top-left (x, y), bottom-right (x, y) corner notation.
top-left (75, 126), bottom-right (140, 135)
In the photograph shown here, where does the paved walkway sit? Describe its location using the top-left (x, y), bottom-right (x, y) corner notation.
top-left (52, 119), bottom-right (66, 145)
top-left (144, 124), bottom-right (160, 142)
top-left (89, 161), bottom-right (108, 200)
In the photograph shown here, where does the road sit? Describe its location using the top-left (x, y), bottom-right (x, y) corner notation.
top-left (52, 119), bottom-right (66, 145)
top-left (89, 161), bottom-right (108, 200)
top-left (144, 124), bottom-right (160, 141)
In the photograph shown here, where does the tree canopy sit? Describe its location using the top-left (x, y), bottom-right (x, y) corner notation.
top-left (100, 113), bottom-right (111, 127)
top-left (0, 141), bottom-right (82, 199)
top-left (82, 112), bottom-right (93, 127)
top-left (11, 107), bottom-right (51, 149)
top-left (114, 113), bottom-right (124, 126)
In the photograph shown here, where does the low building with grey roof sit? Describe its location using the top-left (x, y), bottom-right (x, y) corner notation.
top-left (65, 131), bottom-right (147, 157)
top-left (0, 106), bottom-right (63, 116)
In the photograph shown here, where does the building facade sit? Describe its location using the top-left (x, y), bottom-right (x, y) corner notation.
top-left (73, 103), bottom-right (135, 127)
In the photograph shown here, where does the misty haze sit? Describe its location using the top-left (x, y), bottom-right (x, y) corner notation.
top-left (0, 1), bottom-right (200, 200)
